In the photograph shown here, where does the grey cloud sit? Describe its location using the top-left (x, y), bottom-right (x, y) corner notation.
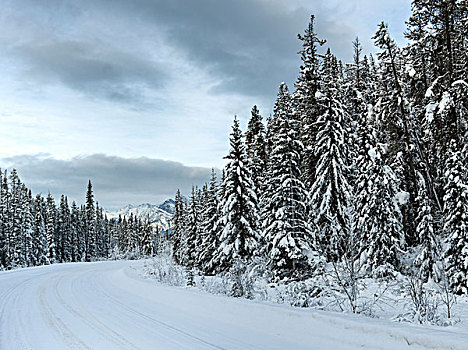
top-left (99, 0), bottom-right (360, 98)
top-left (6, 0), bottom-right (364, 104)
top-left (100, 0), bottom-right (307, 99)
top-left (0, 154), bottom-right (213, 210)
top-left (15, 40), bottom-right (167, 104)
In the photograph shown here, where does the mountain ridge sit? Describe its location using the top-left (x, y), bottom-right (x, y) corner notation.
top-left (105, 199), bottom-right (174, 231)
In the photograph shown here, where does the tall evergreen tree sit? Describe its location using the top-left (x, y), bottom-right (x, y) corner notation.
top-left (359, 147), bottom-right (404, 275)
top-left (70, 201), bottom-right (80, 262)
top-left (414, 172), bottom-right (439, 281)
top-left (85, 180), bottom-right (96, 261)
top-left (294, 15), bottom-right (326, 189)
top-left (373, 21), bottom-right (419, 246)
top-left (309, 50), bottom-right (351, 261)
top-left (262, 83), bottom-right (313, 278)
top-left (0, 170), bottom-right (10, 268)
top-left (171, 189), bottom-right (185, 265)
top-left (32, 194), bottom-right (48, 266)
top-left (181, 186), bottom-right (200, 268)
top-left (213, 117), bottom-right (261, 272)
top-left (443, 140), bottom-right (468, 294)
top-left (45, 193), bottom-right (56, 264)
top-left (141, 216), bottom-right (154, 256)
top-left (199, 170), bottom-right (220, 274)
top-left (245, 106), bottom-right (267, 193)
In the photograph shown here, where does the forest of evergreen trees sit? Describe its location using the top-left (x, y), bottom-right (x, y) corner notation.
top-left (172, 1), bottom-right (468, 295)
top-left (0, 172), bottom-right (158, 270)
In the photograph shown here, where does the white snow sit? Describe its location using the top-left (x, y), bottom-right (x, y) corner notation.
top-left (396, 191), bottom-right (410, 205)
top-left (368, 147), bottom-right (378, 160)
top-left (438, 91), bottom-right (452, 113)
top-left (406, 65), bottom-right (416, 78)
top-left (105, 202), bottom-right (173, 230)
top-left (1, 260), bottom-right (468, 349)
top-left (425, 102), bottom-right (437, 124)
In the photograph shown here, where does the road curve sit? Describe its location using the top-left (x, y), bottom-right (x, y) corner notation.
top-left (0, 260), bottom-right (466, 350)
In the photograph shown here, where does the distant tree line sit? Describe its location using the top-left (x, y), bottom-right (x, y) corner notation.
top-left (173, 1), bottom-right (468, 295)
top-left (0, 172), bottom-right (159, 270)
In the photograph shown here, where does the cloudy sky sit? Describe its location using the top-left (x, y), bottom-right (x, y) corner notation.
top-left (0, 0), bottom-right (411, 209)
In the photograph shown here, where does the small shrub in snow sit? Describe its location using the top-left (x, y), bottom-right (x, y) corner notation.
top-left (225, 259), bottom-right (254, 299)
top-left (392, 275), bottom-right (458, 326)
top-left (281, 281), bottom-right (321, 308)
top-left (143, 255), bottom-right (185, 287)
top-left (186, 267), bottom-right (195, 287)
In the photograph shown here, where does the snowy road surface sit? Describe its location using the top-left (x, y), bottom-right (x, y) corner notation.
top-left (1, 261), bottom-right (467, 350)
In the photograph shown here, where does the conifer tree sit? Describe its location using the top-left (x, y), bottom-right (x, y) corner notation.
top-left (21, 186), bottom-right (34, 266)
top-left (103, 214), bottom-right (110, 258)
top-left (85, 180), bottom-right (96, 261)
top-left (309, 50), bottom-right (351, 261)
top-left (359, 147), bottom-right (403, 275)
top-left (70, 201), bottom-right (80, 262)
top-left (45, 193), bottom-right (56, 264)
top-left (414, 172), bottom-right (439, 281)
top-left (245, 106), bottom-right (267, 192)
top-left (78, 205), bottom-right (87, 260)
top-left (294, 15), bottom-right (326, 189)
top-left (172, 189), bottom-right (185, 264)
top-left (181, 186), bottom-right (200, 267)
top-left (0, 170), bottom-right (9, 268)
top-left (58, 195), bottom-right (71, 262)
top-left (141, 216), bottom-right (154, 256)
top-left (95, 203), bottom-right (105, 258)
top-left (262, 83), bottom-right (313, 278)
top-left (9, 170), bottom-right (24, 267)
top-left (199, 170), bottom-right (220, 274)
top-left (373, 21), bottom-right (419, 246)
top-left (32, 194), bottom-right (48, 266)
top-left (443, 140), bottom-right (468, 294)
top-left (213, 117), bottom-right (260, 272)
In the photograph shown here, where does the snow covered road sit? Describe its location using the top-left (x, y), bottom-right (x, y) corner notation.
top-left (1, 260), bottom-right (467, 350)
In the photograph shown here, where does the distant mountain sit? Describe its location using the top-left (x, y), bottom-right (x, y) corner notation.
top-left (105, 200), bottom-right (173, 231)
top-left (158, 198), bottom-right (175, 214)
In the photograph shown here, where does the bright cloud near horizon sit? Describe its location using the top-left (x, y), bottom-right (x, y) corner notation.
top-left (0, 0), bottom-right (411, 209)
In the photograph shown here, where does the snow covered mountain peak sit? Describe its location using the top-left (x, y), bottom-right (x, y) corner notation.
top-left (105, 200), bottom-right (173, 231)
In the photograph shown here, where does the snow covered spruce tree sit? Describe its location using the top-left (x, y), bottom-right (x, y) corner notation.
top-left (85, 180), bottom-right (96, 261)
top-left (70, 201), bottom-right (81, 262)
top-left (358, 146), bottom-right (404, 276)
top-left (212, 117), bottom-right (261, 273)
top-left (345, 37), bottom-right (377, 176)
top-left (443, 140), bottom-right (468, 294)
top-left (413, 172), bottom-right (439, 281)
top-left (373, 21), bottom-right (419, 247)
top-left (245, 106), bottom-right (267, 193)
top-left (0, 170), bottom-right (10, 269)
top-left (180, 186), bottom-right (200, 268)
top-left (45, 193), bottom-right (57, 264)
top-left (140, 216), bottom-right (154, 256)
top-left (171, 189), bottom-right (185, 264)
top-left (309, 49), bottom-right (351, 261)
top-left (348, 36), bottom-right (405, 274)
top-left (199, 169), bottom-right (220, 274)
top-left (293, 15), bottom-right (326, 189)
top-left (262, 83), bottom-right (315, 279)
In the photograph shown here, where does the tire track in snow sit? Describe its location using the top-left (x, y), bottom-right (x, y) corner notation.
top-left (84, 269), bottom-right (199, 350)
top-left (0, 272), bottom-right (48, 350)
top-left (10, 282), bottom-right (35, 350)
top-left (53, 272), bottom-right (140, 350)
top-left (38, 276), bottom-right (93, 350)
top-left (92, 272), bottom-right (228, 350)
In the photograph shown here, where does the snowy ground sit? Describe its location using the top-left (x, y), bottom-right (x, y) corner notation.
top-left (1, 260), bottom-right (468, 350)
